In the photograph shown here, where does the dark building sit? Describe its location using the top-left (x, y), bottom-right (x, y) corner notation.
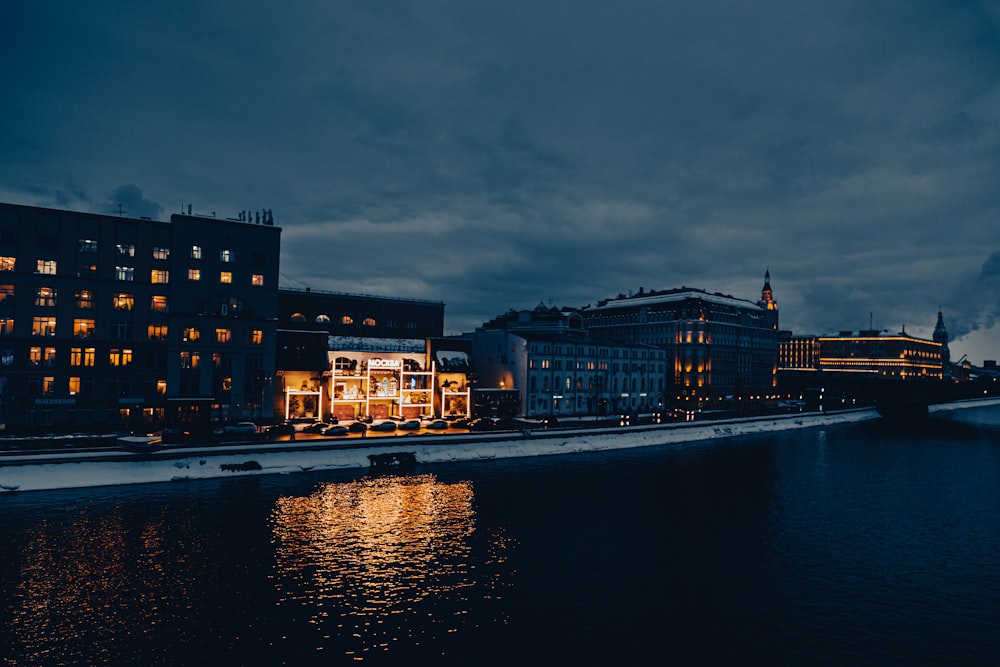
top-left (0, 202), bottom-right (280, 433)
top-left (578, 274), bottom-right (780, 410)
top-left (278, 288), bottom-right (444, 339)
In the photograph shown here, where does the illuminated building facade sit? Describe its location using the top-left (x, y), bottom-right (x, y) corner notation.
top-left (578, 275), bottom-right (780, 409)
top-left (817, 330), bottom-right (944, 379)
top-left (0, 202), bottom-right (280, 433)
top-left (471, 304), bottom-right (667, 416)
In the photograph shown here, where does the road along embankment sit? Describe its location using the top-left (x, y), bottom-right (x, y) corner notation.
top-left (0, 408), bottom-right (890, 493)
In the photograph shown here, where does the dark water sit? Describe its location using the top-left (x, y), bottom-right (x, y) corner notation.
top-left (3, 407), bottom-right (1000, 666)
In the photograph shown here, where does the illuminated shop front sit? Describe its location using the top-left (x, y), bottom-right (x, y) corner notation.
top-left (330, 352), bottom-right (435, 421)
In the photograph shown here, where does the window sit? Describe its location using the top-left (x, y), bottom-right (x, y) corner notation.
top-left (219, 271), bottom-right (232, 284)
top-left (75, 289), bottom-right (95, 309)
top-left (115, 266), bottom-right (134, 281)
top-left (188, 268), bottom-right (201, 281)
top-left (74, 318), bottom-right (96, 338)
top-left (83, 347), bottom-right (95, 367)
top-left (0, 348), bottom-right (12, 365)
top-left (156, 379), bottom-right (167, 395)
top-left (0, 317), bottom-right (13, 335)
top-left (215, 328), bottom-right (232, 344)
top-left (77, 262), bottom-right (98, 277)
top-left (0, 257), bottom-right (15, 271)
top-left (148, 324), bottom-right (168, 340)
top-left (42, 376), bottom-right (55, 395)
top-left (79, 239), bottom-right (98, 253)
top-left (33, 316), bottom-right (57, 336)
top-left (152, 247), bottom-right (170, 260)
top-left (290, 313), bottom-right (306, 322)
top-left (111, 320), bottom-right (132, 340)
top-left (315, 314), bottom-right (330, 323)
top-left (69, 376), bottom-right (80, 395)
top-left (116, 243), bottom-right (135, 257)
top-left (70, 347), bottom-right (82, 366)
top-left (150, 295), bottom-right (168, 312)
top-left (179, 351), bottom-right (200, 369)
top-left (29, 347), bottom-right (41, 366)
top-left (182, 327), bottom-right (200, 342)
top-left (363, 317), bottom-right (376, 327)
top-left (190, 245), bottom-right (202, 260)
top-left (34, 287), bottom-right (57, 307)
top-left (220, 249), bottom-right (234, 263)
top-left (341, 316), bottom-right (353, 325)
top-left (251, 273), bottom-right (264, 286)
top-left (109, 348), bottom-right (133, 367)
top-left (113, 293), bottom-right (134, 310)
top-left (0, 284), bottom-right (12, 303)
top-left (151, 269), bottom-right (169, 284)
top-left (36, 260), bottom-right (57, 275)
top-left (249, 329), bottom-right (263, 345)
top-left (43, 347), bottom-right (56, 366)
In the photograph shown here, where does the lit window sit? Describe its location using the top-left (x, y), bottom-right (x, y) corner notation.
top-left (69, 376), bottom-right (80, 395)
top-left (151, 269), bottom-right (169, 284)
top-left (34, 287), bottom-right (57, 307)
top-left (78, 239), bottom-right (98, 253)
top-left (156, 379), bottom-right (167, 395)
top-left (182, 327), bottom-right (200, 342)
top-left (341, 316), bottom-right (353, 325)
top-left (115, 266), bottom-right (134, 281)
top-left (315, 314), bottom-right (330, 323)
top-left (150, 295), bottom-right (168, 312)
top-left (36, 260), bottom-right (57, 275)
top-left (188, 268), bottom-right (201, 281)
top-left (0, 284), bottom-right (12, 303)
top-left (249, 329), bottom-right (263, 345)
top-left (219, 271), bottom-right (232, 284)
top-left (33, 316), bottom-right (57, 336)
top-left (221, 377), bottom-right (232, 391)
top-left (116, 243), bottom-right (135, 257)
top-left (73, 318), bottom-right (96, 338)
top-left (78, 262), bottom-right (97, 276)
top-left (42, 376), bottom-right (55, 395)
top-left (70, 347), bottom-right (82, 366)
top-left (109, 348), bottom-right (133, 367)
top-left (147, 324), bottom-right (168, 340)
top-left (363, 317), bottom-right (376, 327)
top-left (113, 293), bottom-right (134, 310)
top-left (0, 318), bottom-right (13, 335)
top-left (75, 289), bottom-right (95, 309)
top-left (220, 249), bottom-right (234, 263)
top-left (251, 273), bottom-right (264, 286)
top-left (0, 257), bottom-right (14, 271)
top-left (83, 348), bottom-right (95, 366)
top-left (190, 245), bottom-right (202, 259)
top-left (215, 328), bottom-right (232, 344)
top-left (42, 347), bottom-right (55, 366)
top-left (179, 351), bottom-right (200, 368)
top-left (290, 313), bottom-right (306, 322)
top-left (29, 347), bottom-right (41, 366)
top-left (152, 247), bottom-right (170, 260)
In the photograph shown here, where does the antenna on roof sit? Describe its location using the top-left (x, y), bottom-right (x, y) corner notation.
top-left (117, 203), bottom-right (125, 217)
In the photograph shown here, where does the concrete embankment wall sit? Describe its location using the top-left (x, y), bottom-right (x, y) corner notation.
top-left (0, 408), bottom-right (885, 494)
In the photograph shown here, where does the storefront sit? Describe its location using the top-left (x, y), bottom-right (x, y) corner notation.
top-left (329, 351), bottom-right (436, 421)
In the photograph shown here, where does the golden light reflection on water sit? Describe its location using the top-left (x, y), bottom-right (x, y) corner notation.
top-left (270, 473), bottom-right (515, 661)
top-left (6, 507), bottom-right (205, 666)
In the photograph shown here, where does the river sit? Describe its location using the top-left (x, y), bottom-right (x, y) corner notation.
top-left (2, 405), bottom-right (1000, 666)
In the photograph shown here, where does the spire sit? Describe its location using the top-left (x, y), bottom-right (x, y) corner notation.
top-left (759, 268), bottom-right (776, 311)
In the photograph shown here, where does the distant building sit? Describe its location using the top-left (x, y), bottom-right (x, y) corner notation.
top-left (0, 202), bottom-right (280, 433)
top-left (578, 273), bottom-right (780, 410)
top-left (470, 303), bottom-right (667, 417)
top-left (817, 329), bottom-right (944, 379)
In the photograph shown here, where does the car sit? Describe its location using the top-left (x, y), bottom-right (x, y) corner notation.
top-left (300, 421), bottom-right (327, 433)
top-left (347, 421), bottom-right (368, 433)
top-left (398, 419), bottom-right (422, 430)
top-left (370, 420), bottom-right (397, 432)
top-left (423, 419), bottom-right (449, 430)
top-left (321, 425), bottom-right (349, 436)
top-left (219, 422), bottom-right (258, 435)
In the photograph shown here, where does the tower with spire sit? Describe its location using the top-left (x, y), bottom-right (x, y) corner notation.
top-left (758, 269), bottom-right (779, 330)
top-left (933, 308), bottom-right (951, 377)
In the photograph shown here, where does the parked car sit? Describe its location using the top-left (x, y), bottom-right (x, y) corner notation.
top-left (347, 421), bottom-right (368, 433)
top-left (300, 421), bottom-right (327, 434)
top-left (423, 419), bottom-right (449, 430)
top-left (321, 424), bottom-right (349, 436)
top-left (398, 420), bottom-right (422, 430)
top-left (215, 422), bottom-right (258, 436)
top-left (370, 420), bottom-right (397, 432)
top-left (263, 423), bottom-right (295, 439)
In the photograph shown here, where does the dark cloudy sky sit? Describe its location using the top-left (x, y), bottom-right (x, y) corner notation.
top-left (3, 1), bottom-right (999, 362)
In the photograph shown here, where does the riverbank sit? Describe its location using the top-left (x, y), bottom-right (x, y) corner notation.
top-left (4, 398), bottom-right (1000, 494)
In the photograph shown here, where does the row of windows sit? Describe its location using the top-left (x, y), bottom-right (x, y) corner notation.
top-left (1, 346), bottom-right (259, 371)
top-left (0, 257), bottom-right (265, 286)
top-left (77, 240), bottom-right (242, 263)
top-left (0, 317), bottom-right (263, 344)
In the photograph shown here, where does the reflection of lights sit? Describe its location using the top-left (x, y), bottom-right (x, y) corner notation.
top-left (270, 474), bottom-right (514, 661)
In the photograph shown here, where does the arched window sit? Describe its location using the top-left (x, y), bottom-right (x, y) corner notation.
top-left (362, 317), bottom-right (376, 327)
top-left (341, 316), bottom-right (353, 325)
top-left (315, 314), bottom-right (330, 323)
top-left (334, 356), bottom-right (356, 371)
top-left (290, 312), bottom-right (306, 322)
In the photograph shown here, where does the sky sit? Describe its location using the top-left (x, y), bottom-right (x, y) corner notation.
top-left (2, 1), bottom-right (1000, 363)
